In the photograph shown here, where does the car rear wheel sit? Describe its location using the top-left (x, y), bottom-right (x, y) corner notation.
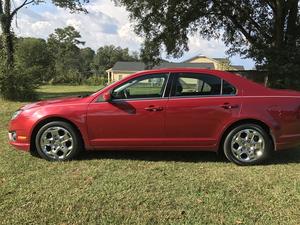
top-left (35, 121), bottom-right (82, 161)
top-left (223, 124), bottom-right (272, 165)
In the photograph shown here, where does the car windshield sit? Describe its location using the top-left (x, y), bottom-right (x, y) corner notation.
top-left (89, 80), bottom-right (119, 97)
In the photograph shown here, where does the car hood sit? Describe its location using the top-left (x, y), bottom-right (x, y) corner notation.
top-left (21, 96), bottom-right (88, 110)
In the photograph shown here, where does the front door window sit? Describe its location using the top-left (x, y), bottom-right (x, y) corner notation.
top-left (112, 73), bottom-right (169, 100)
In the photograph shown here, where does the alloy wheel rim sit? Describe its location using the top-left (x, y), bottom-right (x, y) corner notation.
top-left (230, 128), bottom-right (265, 162)
top-left (40, 126), bottom-right (73, 160)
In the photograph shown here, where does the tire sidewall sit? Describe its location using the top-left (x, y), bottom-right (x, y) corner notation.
top-left (35, 121), bottom-right (81, 161)
top-left (223, 124), bottom-right (272, 165)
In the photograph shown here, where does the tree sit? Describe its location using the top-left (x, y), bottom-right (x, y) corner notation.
top-left (15, 37), bottom-right (53, 83)
top-left (48, 26), bottom-right (85, 84)
top-left (114, 0), bottom-right (300, 89)
top-left (0, 0), bottom-right (87, 67)
top-left (93, 45), bottom-right (139, 76)
top-left (80, 47), bottom-right (95, 79)
top-left (0, 0), bottom-right (88, 100)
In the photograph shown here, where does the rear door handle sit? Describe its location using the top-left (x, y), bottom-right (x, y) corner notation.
top-left (144, 106), bottom-right (164, 112)
top-left (221, 103), bottom-right (239, 109)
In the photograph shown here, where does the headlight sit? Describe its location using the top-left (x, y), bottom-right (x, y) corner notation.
top-left (11, 110), bottom-right (22, 120)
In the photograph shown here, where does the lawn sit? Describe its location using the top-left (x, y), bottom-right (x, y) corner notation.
top-left (36, 85), bottom-right (102, 100)
top-left (0, 85), bottom-right (300, 225)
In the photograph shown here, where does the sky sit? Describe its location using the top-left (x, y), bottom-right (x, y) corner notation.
top-left (11, 0), bottom-right (255, 69)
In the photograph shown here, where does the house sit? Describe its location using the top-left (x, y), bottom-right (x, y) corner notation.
top-left (106, 55), bottom-right (244, 83)
top-left (185, 55), bottom-right (245, 71)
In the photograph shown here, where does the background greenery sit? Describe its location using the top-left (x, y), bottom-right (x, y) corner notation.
top-left (1, 1), bottom-right (300, 101)
top-left (0, 85), bottom-right (299, 224)
top-left (0, 26), bottom-right (140, 101)
top-left (116, 0), bottom-right (300, 89)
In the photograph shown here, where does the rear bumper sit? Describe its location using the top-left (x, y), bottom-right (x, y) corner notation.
top-left (276, 134), bottom-right (300, 150)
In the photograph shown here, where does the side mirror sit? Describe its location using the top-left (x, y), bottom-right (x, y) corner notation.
top-left (103, 92), bottom-right (112, 102)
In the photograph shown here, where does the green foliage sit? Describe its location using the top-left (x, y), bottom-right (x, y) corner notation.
top-left (52, 0), bottom-right (89, 13)
top-left (0, 66), bottom-right (38, 101)
top-left (48, 26), bottom-right (85, 47)
top-left (115, 0), bottom-right (300, 89)
top-left (0, 24), bottom-right (141, 100)
top-left (0, 0), bottom-right (89, 101)
top-left (0, 37), bottom-right (52, 101)
top-left (51, 68), bottom-right (81, 85)
top-left (15, 37), bottom-right (53, 83)
top-left (48, 26), bottom-right (85, 84)
top-left (80, 47), bottom-right (95, 79)
top-left (264, 47), bottom-right (300, 90)
top-left (84, 75), bottom-right (107, 86)
top-left (0, 37), bottom-right (57, 101)
top-left (93, 45), bottom-right (139, 76)
top-left (47, 27), bottom-right (139, 85)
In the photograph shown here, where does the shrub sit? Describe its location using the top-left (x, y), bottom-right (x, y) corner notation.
top-left (84, 75), bottom-right (107, 86)
top-left (0, 66), bottom-right (38, 101)
top-left (51, 69), bottom-right (84, 85)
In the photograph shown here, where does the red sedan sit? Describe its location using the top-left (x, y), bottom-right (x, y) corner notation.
top-left (8, 68), bottom-right (300, 165)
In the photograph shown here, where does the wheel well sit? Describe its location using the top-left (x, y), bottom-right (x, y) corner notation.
top-left (218, 119), bottom-right (274, 153)
top-left (30, 117), bottom-right (85, 153)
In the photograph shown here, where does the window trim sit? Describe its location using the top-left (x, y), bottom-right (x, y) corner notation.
top-left (108, 73), bottom-right (171, 102)
top-left (220, 79), bottom-right (224, 95)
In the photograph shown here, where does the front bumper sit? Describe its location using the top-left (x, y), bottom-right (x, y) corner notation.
top-left (8, 130), bottom-right (30, 151)
top-left (8, 112), bottom-right (33, 152)
top-left (9, 141), bottom-right (30, 151)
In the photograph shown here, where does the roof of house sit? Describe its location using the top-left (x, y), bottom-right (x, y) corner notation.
top-left (111, 61), bottom-right (215, 71)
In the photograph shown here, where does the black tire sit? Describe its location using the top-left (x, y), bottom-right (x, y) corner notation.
top-left (35, 121), bottom-right (82, 161)
top-left (223, 124), bottom-right (272, 165)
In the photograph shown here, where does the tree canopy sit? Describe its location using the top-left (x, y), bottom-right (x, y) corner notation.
top-left (0, 24), bottom-right (141, 100)
top-left (0, 0), bottom-right (89, 100)
top-left (15, 37), bottom-right (53, 83)
top-left (115, 0), bottom-right (300, 88)
top-left (93, 45), bottom-right (139, 75)
top-left (0, 0), bottom-right (88, 66)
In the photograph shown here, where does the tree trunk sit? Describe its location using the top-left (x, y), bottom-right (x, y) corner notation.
top-left (274, 0), bottom-right (285, 48)
top-left (0, 0), bottom-right (14, 68)
top-left (1, 19), bottom-right (14, 68)
top-left (0, 0), bottom-right (16, 100)
top-left (286, 0), bottom-right (299, 46)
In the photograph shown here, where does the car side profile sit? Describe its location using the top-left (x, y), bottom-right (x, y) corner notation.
top-left (8, 68), bottom-right (300, 165)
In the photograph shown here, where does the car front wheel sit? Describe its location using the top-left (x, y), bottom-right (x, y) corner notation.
top-left (35, 121), bottom-right (82, 161)
top-left (223, 124), bottom-right (272, 165)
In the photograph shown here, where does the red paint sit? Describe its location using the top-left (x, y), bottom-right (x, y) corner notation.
top-left (8, 68), bottom-right (300, 152)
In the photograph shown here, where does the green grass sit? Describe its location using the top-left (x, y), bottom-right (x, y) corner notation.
top-left (0, 85), bottom-right (300, 225)
top-left (37, 85), bottom-right (102, 100)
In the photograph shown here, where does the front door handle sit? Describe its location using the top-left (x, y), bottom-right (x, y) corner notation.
top-left (221, 103), bottom-right (239, 109)
top-left (144, 106), bottom-right (163, 112)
